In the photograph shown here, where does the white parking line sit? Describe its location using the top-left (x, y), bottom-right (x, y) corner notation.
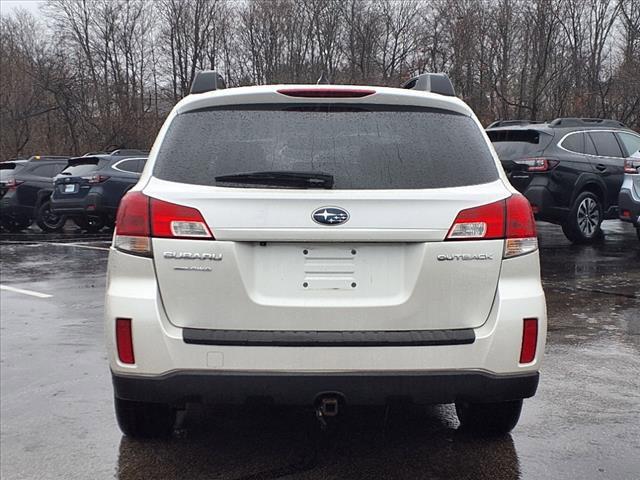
top-left (46, 242), bottom-right (111, 251)
top-left (0, 285), bottom-right (53, 298)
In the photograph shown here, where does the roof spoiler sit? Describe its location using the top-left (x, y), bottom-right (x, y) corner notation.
top-left (190, 71), bottom-right (226, 94)
top-left (486, 120), bottom-right (544, 129)
top-left (401, 73), bottom-right (455, 97)
top-left (548, 117), bottom-right (626, 128)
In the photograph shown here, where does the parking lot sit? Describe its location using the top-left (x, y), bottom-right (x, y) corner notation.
top-left (0, 221), bottom-right (638, 480)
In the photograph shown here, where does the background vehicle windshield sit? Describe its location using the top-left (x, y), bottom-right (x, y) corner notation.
top-left (60, 159), bottom-right (107, 176)
top-left (154, 105), bottom-right (498, 189)
top-left (0, 163), bottom-right (25, 180)
top-left (488, 129), bottom-right (554, 160)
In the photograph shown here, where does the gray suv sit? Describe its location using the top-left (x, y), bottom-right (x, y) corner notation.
top-left (487, 118), bottom-right (640, 243)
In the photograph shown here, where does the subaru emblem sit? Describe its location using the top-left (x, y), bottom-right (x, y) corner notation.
top-left (312, 207), bottom-right (349, 225)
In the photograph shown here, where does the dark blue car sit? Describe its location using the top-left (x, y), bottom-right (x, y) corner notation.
top-left (50, 150), bottom-right (148, 232)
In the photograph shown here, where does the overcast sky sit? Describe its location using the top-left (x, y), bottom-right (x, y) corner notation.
top-left (1, 0), bottom-right (45, 17)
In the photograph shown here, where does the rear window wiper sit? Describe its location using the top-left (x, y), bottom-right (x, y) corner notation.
top-left (214, 171), bottom-right (334, 189)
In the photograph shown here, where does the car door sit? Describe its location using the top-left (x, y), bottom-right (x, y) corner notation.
top-left (586, 131), bottom-right (626, 208)
top-left (108, 158), bottom-right (145, 208)
top-left (554, 131), bottom-right (594, 209)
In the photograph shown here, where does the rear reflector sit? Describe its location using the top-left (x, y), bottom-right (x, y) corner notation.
top-left (446, 194), bottom-right (538, 258)
top-left (621, 209), bottom-right (631, 219)
top-left (114, 191), bottom-right (213, 256)
top-left (520, 318), bottom-right (538, 364)
top-left (116, 318), bottom-right (135, 364)
top-left (277, 88), bottom-right (376, 98)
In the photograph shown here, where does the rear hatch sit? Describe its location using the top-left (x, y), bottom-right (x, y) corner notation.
top-left (487, 128), bottom-right (554, 191)
top-left (53, 157), bottom-right (109, 200)
top-left (145, 101), bottom-right (509, 332)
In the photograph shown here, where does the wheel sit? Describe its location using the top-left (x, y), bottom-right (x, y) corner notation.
top-left (76, 215), bottom-right (105, 232)
top-left (561, 191), bottom-right (604, 244)
top-left (114, 397), bottom-right (176, 438)
top-left (636, 227), bottom-right (640, 241)
top-left (36, 201), bottom-right (66, 232)
top-left (0, 217), bottom-right (31, 232)
top-left (455, 399), bottom-right (523, 435)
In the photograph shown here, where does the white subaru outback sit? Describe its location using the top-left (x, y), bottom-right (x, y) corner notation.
top-left (106, 71), bottom-right (546, 438)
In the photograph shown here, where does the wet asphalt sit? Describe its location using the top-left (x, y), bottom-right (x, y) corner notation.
top-left (0, 222), bottom-right (638, 480)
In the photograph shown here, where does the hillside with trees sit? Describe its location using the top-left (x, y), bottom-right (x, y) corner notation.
top-left (1, 0), bottom-right (638, 157)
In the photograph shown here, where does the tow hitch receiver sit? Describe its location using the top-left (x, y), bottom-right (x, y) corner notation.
top-left (319, 397), bottom-right (339, 417)
top-left (314, 395), bottom-right (341, 430)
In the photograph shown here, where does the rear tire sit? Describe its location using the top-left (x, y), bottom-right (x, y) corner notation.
top-left (455, 399), bottom-right (523, 435)
top-left (36, 201), bottom-right (66, 232)
top-left (114, 397), bottom-right (176, 439)
top-left (561, 191), bottom-right (603, 244)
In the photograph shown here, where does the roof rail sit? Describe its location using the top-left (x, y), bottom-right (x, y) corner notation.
top-left (29, 155), bottom-right (70, 161)
top-left (401, 73), bottom-right (455, 97)
top-left (548, 117), bottom-right (626, 128)
top-left (190, 71), bottom-right (226, 94)
top-left (486, 119), bottom-right (544, 129)
top-left (109, 149), bottom-right (149, 156)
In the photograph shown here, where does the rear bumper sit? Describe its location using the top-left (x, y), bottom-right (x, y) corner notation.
top-left (112, 370), bottom-right (539, 406)
top-left (106, 247), bottom-right (547, 407)
top-left (619, 184), bottom-right (640, 226)
top-left (520, 185), bottom-right (568, 223)
top-left (51, 192), bottom-right (116, 217)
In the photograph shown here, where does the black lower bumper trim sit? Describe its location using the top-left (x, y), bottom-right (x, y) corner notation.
top-left (112, 370), bottom-right (539, 406)
top-left (183, 328), bottom-right (475, 347)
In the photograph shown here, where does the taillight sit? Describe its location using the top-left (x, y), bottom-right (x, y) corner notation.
top-left (624, 158), bottom-right (640, 174)
top-left (114, 191), bottom-right (152, 256)
top-left (82, 174), bottom-right (110, 183)
top-left (5, 179), bottom-right (24, 189)
top-left (504, 194), bottom-right (538, 258)
top-left (446, 194), bottom-right (538, 258)
top-left (114, 191), bottom-right (213, 256)
top-left (277, 88), bottom-right (376, 98)
top-left (446, 200), bottom-right (505, 240)
top-left (116, 318), bottom-right (135, 364)
top-left (151, 198), bottom-right (212, 238)
top-left (519, 318), bottom-right (538, 364)
top-left (514, 158), bottom-right (558, 172)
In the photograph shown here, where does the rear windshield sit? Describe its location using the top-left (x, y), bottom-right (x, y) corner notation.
top-left (60, 159), bottom-right (107, 176)
top-left (153, 104), bottom-right (498, 189)
top-left (0, 163), bottom-right (25, 179)
top-left (487, 129), bottom-right (554, 160)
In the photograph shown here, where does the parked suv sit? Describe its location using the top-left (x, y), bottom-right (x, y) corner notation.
top-left (0, 156), bottom-right (69, 232)
top-left (51, 150), bottom-right (148, 232)
top-left (487, 118), bottom-right (640, 243)
top-left (107, 71), bottom-right (546, 438)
